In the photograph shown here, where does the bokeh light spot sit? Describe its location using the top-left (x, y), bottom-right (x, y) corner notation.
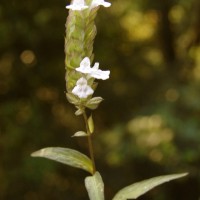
top-left (127, 115), bottom-right (174, 149)
top-left (149, 149), bottom-right (163, 162)
top-left (144, 48), bottom-right (163, 66)
top-left (0, 53), bottom-right (13, 75)
top-left (20, 50), bottom-right (36, 65)
top-left (16, 100), bottom-right (32, 124)
top-left (36, 87), bottom-right (58, 102)
top-left (190, 47), bottom-right (200, 81)
top-left (120, 11), bottom-right (158, 41)
top-left (165, 88), bottom-right (179, 102)
top-left (169, 5), bottom-right (185, 24)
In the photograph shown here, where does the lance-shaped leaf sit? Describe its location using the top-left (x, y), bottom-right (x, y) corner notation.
top-left (72, 131), bottom-right (88, 137)
top-left (112, 173), bottom-right (188, 200)
top-left (31, 147), bottom-right (93, 174)
top-left (85, 171), bottom-right (105, 200)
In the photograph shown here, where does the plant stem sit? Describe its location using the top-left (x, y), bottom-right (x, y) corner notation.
top-left (83, 111), bottom-right (96, 174)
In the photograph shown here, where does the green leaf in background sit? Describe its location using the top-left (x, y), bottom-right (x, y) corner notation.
top-left (112, 173), bottom-right (188, 200)
top-left (31, 147), bottom-right (93, 174)
top-left (85, 171), bottom-right (105, 200)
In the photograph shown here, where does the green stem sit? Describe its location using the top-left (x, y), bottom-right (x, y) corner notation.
top-left (83, 111), bottom-right (96, 174)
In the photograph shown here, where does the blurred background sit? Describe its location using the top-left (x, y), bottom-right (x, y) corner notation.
top-left (0, 0), bottom-right (200, 199)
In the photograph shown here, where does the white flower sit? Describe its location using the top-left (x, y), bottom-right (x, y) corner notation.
top-left (76, 57), bottom-right (110, 80)
top-left (76, 57), bottom-right (92, 73)
top-left (90, 0), bottom-right (111, 9)
top-left (72, 77), bottom-right (94, 98)
top-left (66, 0), bottom-right (88, 11)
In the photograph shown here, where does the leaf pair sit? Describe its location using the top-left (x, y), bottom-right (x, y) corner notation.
top-left (66, 92), bottom-right (103, 112)
top-left (31, 147), bottom-right (187, 200)
top-left (85, 171), bottom-right (187, 200)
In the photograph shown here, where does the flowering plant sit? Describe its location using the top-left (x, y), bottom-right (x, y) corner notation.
top-left (31, 0), bottom-right (187, 199)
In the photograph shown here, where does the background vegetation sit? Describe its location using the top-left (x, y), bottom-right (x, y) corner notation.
top-left (0, 0), bottom-right (200, 199)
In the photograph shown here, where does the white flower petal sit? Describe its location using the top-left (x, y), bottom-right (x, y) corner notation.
top-left (91, 0), bottom-right (111, 9)
top-left (93, 62), bottom-right (99, 70)
top-left (80, 57), bottom-right (91, 68)
top-left (66, 0), bottom-right (88, 10)
top-left (76, 57), bottom-right (91, 73)
top-left (90, 69), bottom-right (110, 80)
top-left (75, 57), bottom-right (110, 80)
top-left (72, 77), bottom-right (94, 98)
top-left (76, 77), bottom-right (87, 85)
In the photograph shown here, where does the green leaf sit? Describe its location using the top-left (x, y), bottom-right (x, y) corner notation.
top-left (88, 115), bottom-right (94, 133)
top-left (72, 131), bottom-right (88, 137)
top-left (112, 173), bottom-right (188, 200)
top-left (66, 92), bottom-right (79, 105)
top-left (85, 171), bottom-right (105, 200)
top-left (75, 108), bottom-right (84, 116)
top-left (31, 147), bottom-right (93, 174)
top-left (86, 97), bottom-right (103, 110)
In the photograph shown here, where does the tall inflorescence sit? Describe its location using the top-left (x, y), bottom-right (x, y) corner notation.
top-left (65, 0), bottom-right (111, 116)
